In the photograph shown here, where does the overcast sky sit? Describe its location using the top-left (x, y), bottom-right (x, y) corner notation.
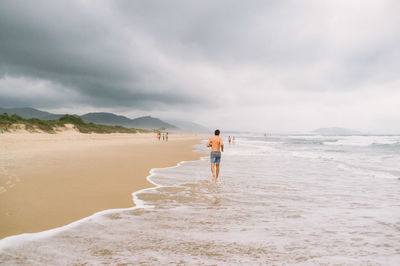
top-left (1, 0), bottom-right (399, 133)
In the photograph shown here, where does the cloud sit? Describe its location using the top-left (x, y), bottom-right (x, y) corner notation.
top-left (0, 76), bottom-right (82, 108)
top-left (0, 0), bottom-right (399, 133)
top-left (0, 0), bottom-right (204, 109)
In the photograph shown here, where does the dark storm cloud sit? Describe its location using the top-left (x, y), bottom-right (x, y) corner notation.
top-left (0, 0), bottom-right (399, 133)
top-left (0, 0), bottom-right (202, 109)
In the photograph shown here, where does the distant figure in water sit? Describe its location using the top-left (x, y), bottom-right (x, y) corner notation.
top-left (207, 129), bottom-right (224, 182)
top-left (228, 136), bottom-right (231, 144)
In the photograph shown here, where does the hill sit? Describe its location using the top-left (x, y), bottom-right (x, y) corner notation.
top-left (0, 107), bottom-right (178, 130)
top-left (165, 119), bottom-right (209, 133)
top-left (0, 113), bottom-right (147, 134)
top-left (80, 113), bottom-right (177, 130)
top-left (130, 116), bottom-right (177, 130)
top-left (0, 107), bottom-right (61, 120)
top-left (81, 112), bottom-right (133, 126)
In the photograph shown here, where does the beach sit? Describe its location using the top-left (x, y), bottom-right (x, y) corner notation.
top-left (0, 131), bottom-right (204, 239)
top-left (1, 134), bottom-right (399, 264)
top-left (0, 134), bottom-right (400, 265)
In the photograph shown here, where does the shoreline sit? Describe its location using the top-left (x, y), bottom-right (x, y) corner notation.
top-left (0, 132), bottom-right (206, 239)
top-left (0, 157), bottom-right (206, 250)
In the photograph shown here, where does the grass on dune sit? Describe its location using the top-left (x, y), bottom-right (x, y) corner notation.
top-left (0, 113), bottom-right (149, 134)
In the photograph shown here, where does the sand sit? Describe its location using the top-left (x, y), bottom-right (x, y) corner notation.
top-left (0, 131), bottom-right (205, 239)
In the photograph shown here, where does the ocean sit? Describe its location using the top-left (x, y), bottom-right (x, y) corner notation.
top-left (1, 134), bottom-right (399, 265)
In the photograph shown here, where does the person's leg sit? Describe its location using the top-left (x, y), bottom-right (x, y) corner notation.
top-left (216, 163), bottom-right (220, 179)
top-left (211, 163), bottom-right (216, 181)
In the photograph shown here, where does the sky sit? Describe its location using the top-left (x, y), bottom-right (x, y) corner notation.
top-left (0, 0), bottom-right (399, 134)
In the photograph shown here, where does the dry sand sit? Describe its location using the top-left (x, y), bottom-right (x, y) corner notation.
top-left (0, 131), bottom-right (205, 239)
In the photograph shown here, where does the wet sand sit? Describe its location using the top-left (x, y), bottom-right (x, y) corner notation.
top-left (0, 132), bottom-right (205, 239)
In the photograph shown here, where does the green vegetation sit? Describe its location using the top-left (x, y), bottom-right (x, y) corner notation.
top-left (0, 113), bottom-right (149, 134)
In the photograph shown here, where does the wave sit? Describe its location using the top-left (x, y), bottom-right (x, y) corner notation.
top-left (370, 141), bottom-right (400, 148)
top-left (284, 139), bottom-right (325, 145)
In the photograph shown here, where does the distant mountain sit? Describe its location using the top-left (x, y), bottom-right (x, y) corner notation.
top-left (1, 107), bottom-right (178, 130)
top-left (0, 107), bottom-right (61, 120)
top-left (165, 119), bottom-right (209, 133)
top-left (313, 127), bottom-right (362, 136)
top-left (81, 112), bottom-right (132, 126)
top-left (130, 116), bottom-right (177, 130)
top-left (81, 113), bottom-right (177, 130)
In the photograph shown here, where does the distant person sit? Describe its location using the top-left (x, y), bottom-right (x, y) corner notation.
top-left (157, 131), bottom-right (161, 140)
top-left (166, 132), bottom-right (168, 141)
top-left (207, 129), bottom-right (224, 182)
top-left (232, 136), bottom-right (235, 143)
top-left (228, 136), bottom-right (231, 144)
top-left (162, 133), bottom-right (165, 141)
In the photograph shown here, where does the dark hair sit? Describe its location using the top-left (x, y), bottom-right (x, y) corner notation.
top-left (214, 129), bottom-right (220, 135)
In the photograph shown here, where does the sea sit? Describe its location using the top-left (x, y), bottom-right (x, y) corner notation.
top-left (1, 134), bottom-right (399, 265)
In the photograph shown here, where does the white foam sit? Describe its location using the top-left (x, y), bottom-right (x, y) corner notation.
top-left (323, 135), bottom-right (400, 146)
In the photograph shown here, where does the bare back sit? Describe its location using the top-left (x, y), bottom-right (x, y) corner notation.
top-left (207, 136), bottom-right (224, 152)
